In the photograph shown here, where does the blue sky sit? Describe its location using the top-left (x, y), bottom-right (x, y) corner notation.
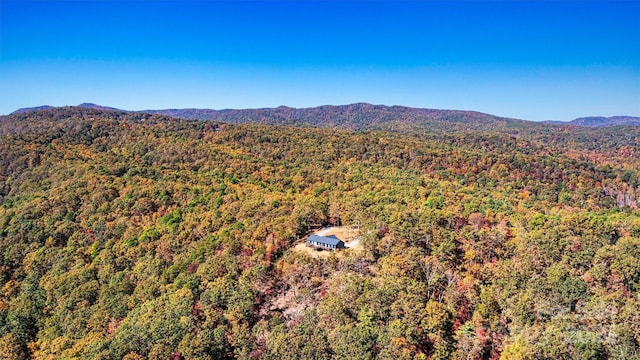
top-left (1, 1), bottom-right (639, 120)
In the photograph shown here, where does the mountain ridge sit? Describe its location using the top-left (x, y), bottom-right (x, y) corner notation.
top-left (10, 105), bottom-right (55, 114)
top-left (143, 103), bottom-right (537, 133)
top-left (543, 116), bottom-right (640, 127)
top-left (9, 103), bottom-right (640, 128)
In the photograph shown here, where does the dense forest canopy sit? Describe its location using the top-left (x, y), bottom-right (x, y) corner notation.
top-left (0, 107), bottom-right (639, 359)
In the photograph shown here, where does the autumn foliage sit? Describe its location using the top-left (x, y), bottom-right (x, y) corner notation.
top-left (0, 107), bottom-right (639, 359)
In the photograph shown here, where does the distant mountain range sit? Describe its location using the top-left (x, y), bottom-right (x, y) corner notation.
top-left (11, 105), bottom-right (55, 114)
top-left (142, 103), bottom-right (544, 133)
top-left (11, 103), bottom-right (122, 114)
top-left (10, 103), bottom-right (640, 129)
top-left (544, 116), bottom-right (640, 127)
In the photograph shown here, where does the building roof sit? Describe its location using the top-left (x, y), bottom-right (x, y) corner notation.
top-left (308, 234), bottom-right (343, 246)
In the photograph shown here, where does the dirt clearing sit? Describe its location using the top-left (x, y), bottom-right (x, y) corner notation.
top-left (293, 226), bottom-right (363, 258)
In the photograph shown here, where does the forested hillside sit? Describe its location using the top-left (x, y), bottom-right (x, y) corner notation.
top-left (0, 107), bottom-right (639, 359)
